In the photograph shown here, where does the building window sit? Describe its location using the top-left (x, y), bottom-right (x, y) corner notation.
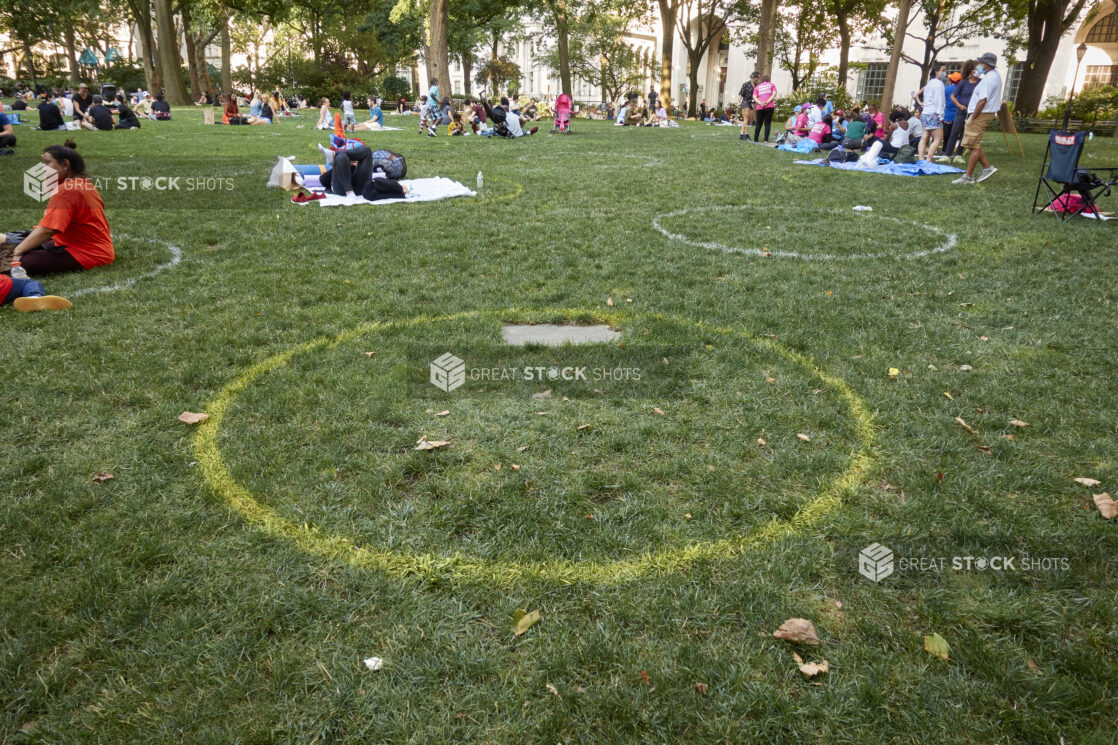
top-left (1086, 14), bottom-right (1117, 43)
top-left (1004, 62), bottom-right (1026, 103)
top-left (857, 63), bottom-right (888, 102)
top-left (1083, 64), bottom-right (1118, 89)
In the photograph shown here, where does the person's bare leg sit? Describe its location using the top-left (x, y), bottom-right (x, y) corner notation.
top-left (928, 130), bottom-right (943, 159)
top-left (918, 131), bottom-right (929, 160)
top-left (966, 146), bottom-right (982, 178)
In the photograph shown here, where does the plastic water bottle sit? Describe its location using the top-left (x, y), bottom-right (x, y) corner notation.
top-left (476, 171), bottom-right (483, 190)
top-left (10, 262), bottom-right (28, 280)
top-left (1088, 131), bottom-right (1094, 141)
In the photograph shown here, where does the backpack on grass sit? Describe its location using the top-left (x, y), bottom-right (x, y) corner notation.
top-left (894, 144), bottom-right (916, 164)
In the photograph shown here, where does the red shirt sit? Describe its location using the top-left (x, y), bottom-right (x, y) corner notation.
top-left (38, 177), bottom-right (114, 269)
top-left (0, 274), bottom-right (12, 303)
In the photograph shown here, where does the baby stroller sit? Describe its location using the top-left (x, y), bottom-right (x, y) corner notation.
top-left (552, 93), bottom-right (572, 135)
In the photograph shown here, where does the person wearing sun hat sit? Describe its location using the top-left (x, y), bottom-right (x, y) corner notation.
top-left (954, 52), bottom-right (1002, 184)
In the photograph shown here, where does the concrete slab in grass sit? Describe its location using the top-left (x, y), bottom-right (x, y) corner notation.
top-left (501, 324), bottom-right (620, 347)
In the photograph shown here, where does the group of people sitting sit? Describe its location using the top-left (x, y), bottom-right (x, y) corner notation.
top-left (614, 91), bottom-right (679, 127)
top-left (0, 83), bottom-right (170, 147)
top-left (411, 79), bottom-right (541, 138)
top-left (315, 93), bottom-right (386, 132)
top-left (222, 90), bottom-right (290, 125)
top-left (3, 139), bottom-right (114, 311)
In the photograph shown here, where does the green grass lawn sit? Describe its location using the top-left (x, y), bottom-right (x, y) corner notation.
top-left (1, 105), bottom-right (1117, 744)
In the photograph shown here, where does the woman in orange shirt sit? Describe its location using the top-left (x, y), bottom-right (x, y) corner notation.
top-left (11, 139), bottom-right (114, 275)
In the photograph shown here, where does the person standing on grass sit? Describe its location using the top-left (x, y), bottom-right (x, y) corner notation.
top-left (10, 140), bottom-right (114, 275)
top-left (916, 62), bottom-right (947, 161)
top-left (954, 52), bottom-right (1002, 184)
top-left (738, 71), bottom-right (759, 141)
top-left (752, 75), bottom-right (777, 143)
top-left (341, 91), bottom-right (356, 134)
top-left (945, 62), bottom-right (978, 160)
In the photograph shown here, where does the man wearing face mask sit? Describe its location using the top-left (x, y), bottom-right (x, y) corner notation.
top-left (954, 52), bottom-right (1002, 184)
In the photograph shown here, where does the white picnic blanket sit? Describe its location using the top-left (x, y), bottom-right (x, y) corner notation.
top-left (317, 177), bottom-right (476, 206)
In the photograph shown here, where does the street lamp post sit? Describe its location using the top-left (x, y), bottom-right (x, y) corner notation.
top-left (1062, 42), bottom-right (1088, 132)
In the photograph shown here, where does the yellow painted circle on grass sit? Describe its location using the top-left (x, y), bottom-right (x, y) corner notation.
top-left (194, 310), bottom-right (876, 585)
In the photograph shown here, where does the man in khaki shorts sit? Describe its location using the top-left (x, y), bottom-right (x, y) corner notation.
top-left (954, 52), bottom-right (1002, 184)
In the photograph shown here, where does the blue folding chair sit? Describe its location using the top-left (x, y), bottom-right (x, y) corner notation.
top-left (1033, 130), bottom-right (1118, 222)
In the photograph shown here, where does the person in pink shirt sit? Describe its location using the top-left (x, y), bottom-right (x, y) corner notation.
top-left (751, 75), bottom-right (777, 142)
top-left (808, 115), bottom-right (832, 148)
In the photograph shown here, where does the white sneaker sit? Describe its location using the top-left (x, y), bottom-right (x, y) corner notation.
top-left (952, 175), bottom-right (975, 184)
top-left (977, 166), bottom-right (998, 183)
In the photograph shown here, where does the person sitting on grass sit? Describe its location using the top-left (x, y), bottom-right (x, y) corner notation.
top-left (112, 94), bottom-right (142, 129)
top-left (501, 97), bottom-right (538, 137)
top-left (9, 140), bottom-right (114, 275)
top-left (151, 92), bottom-right (171, 120)
top-left (841, 109), bottom-right (869, 151)
top-left (79, 95), bottom-right (115, 131)
top-left (873, 110), bottom-right (909, 160)
top-left (134, 92), bottom-right (156, 120)
top-left (36, 92), bottom-right (65, 131)
top-left (314, 98), bottom-right (331, 129)
top-left (368, 98), bottom-right (384, 127)
top-left (1, 271), bottom-right (71, 312)
top-left (523, 98), bottom-right (539, 121)
top-left (247, 96), bottom-right (273, 125)
top-left (0, 109), bottom-right (16, 149)
top-left (448, 112), bottom-right (465, 136)
top-left (811, 114), bottom-right (836, 150)
top-left (223, 96), bottom-right (244, 125)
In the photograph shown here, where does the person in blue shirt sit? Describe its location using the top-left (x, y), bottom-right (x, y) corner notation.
top-left (424, 78), bottom-right (440, 137)
top-left (367, 98), bottom-right (384, 126)
top-left (823, 95), bottom-right (834, 117)
top-left (0, 111), bottom-right (16, 147)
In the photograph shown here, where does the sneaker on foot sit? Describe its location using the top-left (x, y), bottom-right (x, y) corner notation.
top-left (529, 126), bottom-right (539, 135)
top-left (14, 295), bottom-right (72, 312)
top-left (952, 174), bottom-right (975, 184)
top-left (977, 166), bottom-right (998, 183)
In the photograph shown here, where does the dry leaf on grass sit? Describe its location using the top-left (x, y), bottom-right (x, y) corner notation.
top-left (92, 472), bottom-right (114, 483)
top-left (511, 464), bottom-right (521, 471)
top-left (178, 411), bottom-right (209, 425)
top-left (792, 652), bottom-right (830, 677)
top-left (959, 364), bottom-right (973, 371)
top-left (980, 335), bottom-right (990, 342)
top-left (772, 618), bottom-right (820, 645)
top-left (363, 656), bottom-right (384, 671)
top-left (536, 411), bottom-right (550, 416)
top-left (757, 437), bottom-right (767, 446)
top-left (577, 424), bottom-right (591, 431)
top-left (1009, 419), bottom-right (1029, 428)
top-left (944, 391), bottom-right (954, 400)
top-left (955, 417), bottom-right (977, 434)
top-left (532, 389), bottom-right (552, 399)
top-left (1074, 477), bottom-right (1102, 487)
top-left (606, 297), bottom-right (614, 307)
top-left (364, 351), bottom-right (376, 357)
top-left (652, 407), bottom-right (665, 415)
top-left (435, 410), bottom-right (450, 417)
top-left (766, 376), bottom-right (776, 384)
top-left (493, 463), bottom-right (502, 471)
top-left (546, 683), bottom-right (560, 697)
top-left (694, 682), bottom-right (708, 694)
top-left (1026, 659), bottom-right (1043, 675)
top-left (797, 433), bottom-right (811, 442)
top-left (924, 632), bottom-right (950, 660)
top-left (513, 609), bottom-right (541, 636)
top-left (888, 368), bottom-right (900, 380)
top-left (414, 437), bottom-right (450, 451)
top-left (1092, 493), bottom-right (1116, 519)
top-left (638, 670), bottom-right (651, 685)
top-left (516, 445), bottom-right (529, 452)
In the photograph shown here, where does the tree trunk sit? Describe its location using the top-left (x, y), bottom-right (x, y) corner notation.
top-left (221, 18), bottom-right (232, 94)
top-left (657, 0), bottom-right (677, 101)
top-left (24, 44), bottom-right (38, 88)
top-left (154, 0), bottom-right (190, 104)
top-left (1014, 0), bottom-right (1077, 115)
top-left (65, 27), bottom-right (80, 83)
top-left (756, 0), bottom-right (778, 78)
top-left (182, 4), bottom-right (202, 101)
top-left (554, 1), bottom-right (572, 97)
top-left (688, 50), bottom-right (702, 113)
top-left (461, 51), bottom-right (473, 96)
top-left (130, 0), bottom-right (161, 92)
top-left (427, 0), bottom-right (451, 96)
top-left (836, 14), bottom-right (851, 92)
top-left (880, 0), bottom-right (912, 110)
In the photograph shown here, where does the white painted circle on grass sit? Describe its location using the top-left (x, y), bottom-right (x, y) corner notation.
top-left (652, 204), bottom-right (957, 261)
top-left (69, 235), bottom-right (183, 297)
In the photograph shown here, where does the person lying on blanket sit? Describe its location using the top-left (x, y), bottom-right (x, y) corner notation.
top-left (318, 146), bottom-right (410, 202)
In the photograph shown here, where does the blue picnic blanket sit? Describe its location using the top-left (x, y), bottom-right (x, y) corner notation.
top-left (794, 158), bottom-right (964, 176)
top-left (779, 140), bottom-right (820, 154)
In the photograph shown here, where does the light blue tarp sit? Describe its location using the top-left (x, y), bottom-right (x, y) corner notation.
top-left (794, 158), bottom-right (965, 176)
top-left (778, 140), bottom-right (820, 153)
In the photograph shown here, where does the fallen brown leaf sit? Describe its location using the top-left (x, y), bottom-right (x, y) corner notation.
top-left (178, 411), bottom-right (209, 425)
top-left (1074, 477), bottom-right (1102, 487)
top-left (757, 437), bottom-right (767, 446)
top-left (493, 463), bottom-right (502, 471)
top-left (976, 445), bottom-right (992, 454)
top-left (684, 512), bottom-right (692, 520)
top-left (1009, 419), bottom-right (1029, 428)
top-left (516, 445), bottom-right (529, 452)
top-left (1004, 434), bottom-right (1015, 440)
top-left (510, 464), bottom-right (521, 471)
top-left (765, 376), bottom-right (776, 384)
top-left (773, 618), bottom-right (820, 645)
top-left (536, 411), bottom-right (550, 416)
top-left (546, 683), bottom-right (560, 697)
top-left (638, 670), bottom-right (651, 685)
top-left (1093, 493), bottom-right (1116, 519)
top-left (435, 410), bottom-right (450, 417)
top-left (955, 417), bottom-right (977, 435)
top-left (792, 652), bottom-right (830, 677)
top-left (797, 433), bottom-right (811, 442)
top-left (694, 682), bottom-right (708, 694)
top-left (414, 437), bottom-right (450, 451)
top-left (980, 335), bottom-right (990, 342)
top-left (577, 424), bottom-right (591, 431)
top-left (513, 609), bottom-right (541, 636)
top-left (959, 364), bottom-right (973, 371)
top-left (1026, 659), bottom-right (1043, 675)
top-left (606, 297), bottom-right (614, 307)
top-left (532, 389), bottom-right (552, 399)
top-left (92, 471), bottom-right (114, 483)
top-left (364, 351), bottom-right (375, 357)
top-left (652, 407), bottom-right (665, 416)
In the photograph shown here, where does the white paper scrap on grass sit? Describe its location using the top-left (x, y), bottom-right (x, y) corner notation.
top-left (363, 656), bottom-right (384, 671)
top-left (318, 177), bottom-right (475, 206)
